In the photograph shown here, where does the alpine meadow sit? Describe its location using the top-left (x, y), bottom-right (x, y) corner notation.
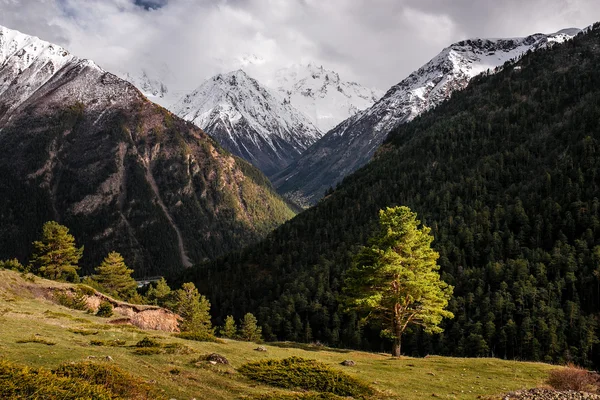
top-left (1, 4), bottom-right (600, 399)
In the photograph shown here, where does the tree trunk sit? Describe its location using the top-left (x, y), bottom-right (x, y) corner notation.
top-left (392, 337), bottom-right (401, 357)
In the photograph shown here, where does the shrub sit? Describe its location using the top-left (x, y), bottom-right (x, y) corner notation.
top-left (90, 339), bottom-right (126, 347)
top-left (175, 331), bottom-right (222, 343)
top-left (55, 289), bottom-right (89, 311)
top-left (252, 393), bottom-right (343, 400)
top-left (0, 359), bottom-right (113, 399)
top-left (135, 337), bottom-right (161, 348)
top-left (133, 347), bottom-right (163, 356)
top-left (547, 364), bottom-right (600, 393)
top-left (163, 343), bottom-right (195, 355)
top-left (0, 258), bottom-right (26, 272)
top-left (96, 301), bottom-right (114, 318)
top-left (16, 336), bottom-right (56, 346)
top-left (238, 357), bottom-right (373, 397)
top-left (53, 361), bottom-right (165, 399)
top-left (68, 328), bottom-right (99, 336)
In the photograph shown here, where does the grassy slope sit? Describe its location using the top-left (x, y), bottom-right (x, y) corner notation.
top-left (0, 270), bottom-right (555, 399)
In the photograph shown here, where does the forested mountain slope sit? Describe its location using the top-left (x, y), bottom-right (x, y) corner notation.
top-left (0, 26), bottom-right (294, 277)
top-left (182, 24), bottom-right (600, 367)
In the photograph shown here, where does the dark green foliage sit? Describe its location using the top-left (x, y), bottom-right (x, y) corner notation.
top-left (135, 337), bottom-right (161, 348)
top-left (92, 252), bottom-right (138, 300)
top-left (133, 347), bottom-right (163, 355)
top-left (53, 361), bottom-right (164, 399)
top-left (0, 359), bottom-right (113, 399)
top-left (55, 289), bottom-right (90, 311)
top-left (30, 221), bottom-right (83, 282)
top-left (96, 301), bottom-right (114, 318)
top-left (182, 26), bottom-right (600, 367)
top-left (0, 259), bottom-right (26, 272)
top-left (175, 331), bottom-right (222, 343)
top-left (238, 357), bottom-right (373, 397)
top-left (90, 339), bottom-right (126, 347)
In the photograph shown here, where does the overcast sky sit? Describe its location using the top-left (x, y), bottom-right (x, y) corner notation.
top-left (1, 0), bottom-right (598, 93)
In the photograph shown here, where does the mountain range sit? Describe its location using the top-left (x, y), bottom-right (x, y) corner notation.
top-left (0, 25), bottom-right (294, 276)
top-left (273, 29), bottom-right (580, 205)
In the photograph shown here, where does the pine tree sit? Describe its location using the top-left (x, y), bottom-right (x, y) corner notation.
top-left (146, 278), bottom-right (172, 306)
top-left (30, 221), bottom-right (83, 282)
top-left (93, 252), bottom-right (138, 300)
top-left (343, 206), bottom-right (454, 357)
top-left (174, 282), bottom-right (213, 334)
top-left (240, 313), bottom-right (262, 342)
top-left (219, 315), bottom-right (238, 338)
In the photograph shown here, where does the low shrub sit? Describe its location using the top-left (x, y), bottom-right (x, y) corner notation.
top-left (53, 361), bottom-right (165, 399)
top-left (133, 347), bottom-right (163, 356)
top-left (90, 339), bottom-right (126, 347)
top-left (163, 343), bottom-right (195, 355)
top-left (175, 331), bottom-right (223, 343)
top-left (55, 289), bottom-right (89, 311)
top-left (251, 393), bottom-right (343, 400)
top-left (68, 328), bottom-right (99, 336)
top-left (0, 258), bottom-right (26, 272)
top-left (135, 337), bottom-right (161, 348)
top-left (0, 359), bottom-right (114, 399)
top-left (238, 357), bottom-right (373, 397)
top-left (547, 364), bottom-right (600, 393)
top-left (16, 336), bottom-right (56, 346)
top-left (96, 301), bottom-right (114, 318)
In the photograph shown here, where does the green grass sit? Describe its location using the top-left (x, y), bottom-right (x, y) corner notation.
top-left (0, 269), bottom-right (557, 399)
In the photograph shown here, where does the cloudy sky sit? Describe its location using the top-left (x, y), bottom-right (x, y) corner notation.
top-left (1, 0), bottom-right (598, 93)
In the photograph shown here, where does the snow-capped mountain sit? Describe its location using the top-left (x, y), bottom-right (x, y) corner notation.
top-left (118, 70), bottom-right (169, 104)
top-left (273, 64), bottom-right (383, 132)
top-left (273, 29), bottom-right (581, 205)
top-left (172, 69), bottom-right (323, 177)
top-left (0, 24), bottom-right (295, 275)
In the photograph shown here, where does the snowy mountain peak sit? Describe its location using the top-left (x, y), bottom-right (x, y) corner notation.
top-left (273, 64), bottom-right (382, 132)
top-left (172, 69), bottom-right (322, 176)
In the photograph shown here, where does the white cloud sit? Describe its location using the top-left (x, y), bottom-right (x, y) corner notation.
top-left (0, 0), bottom-right (598, 93)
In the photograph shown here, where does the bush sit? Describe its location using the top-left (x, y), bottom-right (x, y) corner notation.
top-left (547, 364), bottom-right (600, 393)
top-left (135, 337), bottom-right (161, 348)
top-left (90, 339), bottom-right (126, 347)
top-left (96, 301), bottom-right (114, 318)
top-left (16, 336), bottom-right (56, 346)
top-left (251, 393), bottom-right (343, 400)
top-left (68, 328), bottom-right (99, 336)
top-left (238, 357), bottom-right (373, 397)
top-left (175, 331), bottom-right (222, 343)
top-left (133, 347), bottom-right (163, 356)
top-left (53, 361), bottom-right (165, 399)
top-left (0, 359), bottom-right (114, 399)
top-left (55, 289), bottom-right (89, 311)
top-left (0, 258), bottom-right (26, 272)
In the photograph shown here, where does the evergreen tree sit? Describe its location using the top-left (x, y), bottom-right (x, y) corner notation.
top-left (240, 313), bottom-right (262, 342)
top-left (93, 252), bottom-right (137, 300)
top-left (146, 278), bottom-right (172, 306)
top-left (174, 282), bottom-right (213, 334)
top-left (30, 221), bottom-right (83, 282)
top-left (344, 207), bottom-right (454, 357)
top-left (219, 315), bottom-right (238, 338)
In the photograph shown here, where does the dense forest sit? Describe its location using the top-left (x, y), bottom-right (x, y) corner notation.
top-left (180, 24), bottom-right (600, 367)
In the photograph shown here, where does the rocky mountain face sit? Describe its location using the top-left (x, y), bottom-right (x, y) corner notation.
top-left (273, 64), bottom-right (382, 132)
top-left (171, 70), bottom-right (322, 177)
top-left (118, 70), bottom-right (170, 104)
top-left (273, 29), bottom-right (580, 206)
top-left (0, 26), bottom-right (295, 276)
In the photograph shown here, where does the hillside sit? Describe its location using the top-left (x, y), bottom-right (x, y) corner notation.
top-left (181, 25), bottom-right (600, 367)
top-left (273, 29), bottom-right (579, 205)
top-left (0, 269), bottom-right (558, 399)
top-left (0, 26), bottom-right (295, 276)
top-left (172, 70), bottom-right (322, 177)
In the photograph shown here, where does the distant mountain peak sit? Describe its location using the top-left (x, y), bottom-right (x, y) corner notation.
top-left (172, 69), bottom-right (322, 177)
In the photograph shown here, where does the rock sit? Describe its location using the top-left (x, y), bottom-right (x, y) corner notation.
top-left (104, 355), bottom-right (113, 362)
top-left (254, 346), bottom-right (267, 352)
top-left (205, 353), bottom-right (229, 365)
top-left (340, 360), bottom-right (356, 366)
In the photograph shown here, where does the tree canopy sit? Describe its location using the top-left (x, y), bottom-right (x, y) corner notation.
top-left (344, 207), bottom-right (453, 356)
top-left (30, 221), bottom-right (83, 282)
top-left (93, 252), bottom-right (137, 300)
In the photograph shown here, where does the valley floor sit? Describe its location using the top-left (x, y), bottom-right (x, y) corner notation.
top-left (0, 269), bottom-right (556, 399)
